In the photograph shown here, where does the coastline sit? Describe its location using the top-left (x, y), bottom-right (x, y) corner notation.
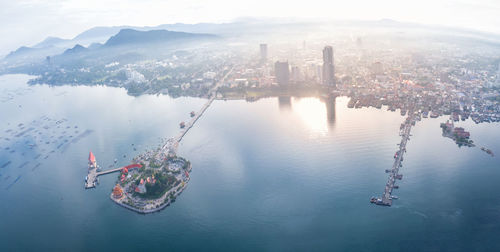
top-left (110, 163), bottom-right (192, 214)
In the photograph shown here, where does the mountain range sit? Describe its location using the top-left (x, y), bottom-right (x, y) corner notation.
top-left (3, 28), bottom-right (218, 64)
top-left (4, 18), bottom-right (500, 65)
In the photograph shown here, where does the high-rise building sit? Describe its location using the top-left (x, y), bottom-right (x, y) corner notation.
top-left (274, 61), bottom-right (290, 86)
top-left (322, 46), bottom-right (335, 87)
top-left (291, 66), bottom-right (302, 83)
top-left (260, 44), bottom-right (268, 63)
top-left (372, 62), bottom-right (383, 75)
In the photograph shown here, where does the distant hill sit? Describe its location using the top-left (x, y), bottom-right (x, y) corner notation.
top-left (88, 42), bottom-right (103, 50)
top-left (33, 36), bottom-right (71, 48)
top-left (63, 44), bottom-right (88, 54)
top-left (72, 26), bottom-right (134, 41)
top-left (6, 46), bottom-right (34, 58)
top-left (104, 29), bottom-right (217, 46)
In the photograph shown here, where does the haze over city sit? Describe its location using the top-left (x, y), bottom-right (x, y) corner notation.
top-left (2, 0), bottom-right (500, 55)
top-left (1, 0), bottom-right (500, 251)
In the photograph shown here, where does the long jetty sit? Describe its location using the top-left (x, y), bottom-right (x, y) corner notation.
top-left (164, 66), bottom-right (234, 154)
top-left (372, 113), bottom-right (415, 206)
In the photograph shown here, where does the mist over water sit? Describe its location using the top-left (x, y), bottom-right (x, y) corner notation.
top-left (0, 74), bottom-right (499, 251)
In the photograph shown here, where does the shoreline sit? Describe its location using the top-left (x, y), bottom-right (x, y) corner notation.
top-left (109, 163), bottom-right (191, 214)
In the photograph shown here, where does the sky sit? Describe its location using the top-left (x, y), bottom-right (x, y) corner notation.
top-left (1, 0), bottom-right (500, 55)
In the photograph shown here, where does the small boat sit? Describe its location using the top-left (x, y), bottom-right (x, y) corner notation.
top-left (391, 195), bottom-right (398, 199)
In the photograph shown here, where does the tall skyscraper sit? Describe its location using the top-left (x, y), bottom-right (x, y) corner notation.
top-left (291, 66), bottom-right (302, 83)
top-left (260, 44), bottom-right (268, 63)
top-left (274, 61), bottom-right (290, 86)
top-left (322, 46), bottom-right (335, 87)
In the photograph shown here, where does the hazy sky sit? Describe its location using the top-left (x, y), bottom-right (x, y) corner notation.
top-left (1, 0), bottom-right (500, 54)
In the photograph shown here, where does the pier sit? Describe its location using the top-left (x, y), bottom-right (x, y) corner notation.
top-left (163, 66), bottom-right (234, 154)
top-left (85, 162), bottom-right (142, 189)
top-left (372, 113), bottom-right (415, 206)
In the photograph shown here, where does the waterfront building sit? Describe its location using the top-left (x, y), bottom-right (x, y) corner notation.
top-left (274, 61), bottom-right (290, 86)
top-left (322, 46), bottom-right (335, 87)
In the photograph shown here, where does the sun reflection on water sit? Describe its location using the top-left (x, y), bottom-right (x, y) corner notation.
top-left (291, 97), bottom-right (329, 135)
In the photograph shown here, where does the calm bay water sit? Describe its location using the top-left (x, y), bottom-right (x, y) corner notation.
top-left (0, 74), bottom-right (499, 251)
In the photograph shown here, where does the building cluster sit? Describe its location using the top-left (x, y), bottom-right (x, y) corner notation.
top-left (215, 39), bottom-right (500, 125)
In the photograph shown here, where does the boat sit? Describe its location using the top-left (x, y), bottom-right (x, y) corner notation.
top-left (390, 195), bottom-right (399, 199)
top-left (481, 147), bottom-right (495, 157)
top-left (370, 197), bottom-right (377, 203)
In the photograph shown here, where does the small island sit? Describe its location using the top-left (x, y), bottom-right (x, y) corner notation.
top-left (440, 120), bottom-right (474, 147)
top-left (110, 145), bottom-right (192, 214)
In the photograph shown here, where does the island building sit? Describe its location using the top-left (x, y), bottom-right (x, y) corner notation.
top-left (112, 184), bottom-right (123, 199)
